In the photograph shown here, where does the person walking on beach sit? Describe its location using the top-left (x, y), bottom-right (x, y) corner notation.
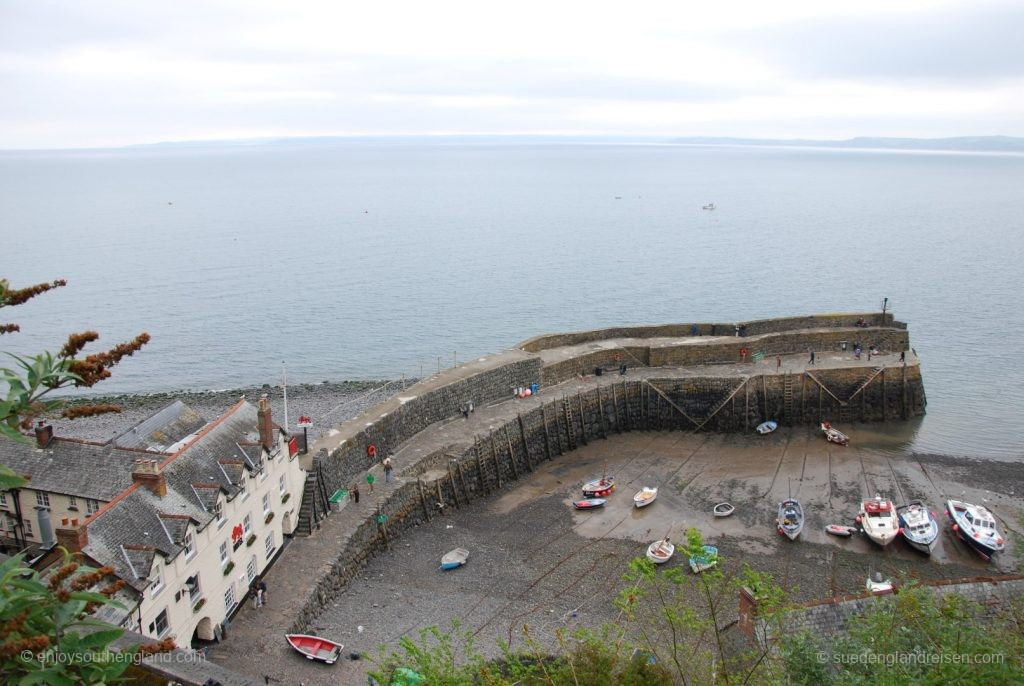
top-left (383, 456), bottom-right (394, 483)
top-left (809, 350), bottom-right (815, 364)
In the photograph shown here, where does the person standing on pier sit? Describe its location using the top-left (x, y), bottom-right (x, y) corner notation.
top-left (352, 483), bottom-right (360, 504)
top-left (383, 456), bottom-right (394, 483)
top-left (809, 350), bottom-right (816, 364)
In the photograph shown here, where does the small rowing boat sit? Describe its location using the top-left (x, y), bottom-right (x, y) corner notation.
top-left (582, 475), bottom-right (615, 497)
top-left (777, 499), bottom-right (804, 540)
top-left (285, 634), bottom-right (344, 664)
top-left (440, 548), bottom-right (470, 570)
top-left (756, 421), bottom-right (777, 434)
top-left (713, 502), bottom-right (735, 517)
top-left (646, 538), bottom-right (674, 564)
top-left (825, 524), bottom-right (857, 537)
top-left (821, 421), bottom-right (849, 445)
top-left (633, 487), bottom-right (658, 508)
top-left (689, 545), bottom-right (718, 573)
top-left (573, 498), bottom-right (606, 510)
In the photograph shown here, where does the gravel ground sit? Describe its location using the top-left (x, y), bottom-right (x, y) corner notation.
top-left (48, 379), bottom-right (414, 443)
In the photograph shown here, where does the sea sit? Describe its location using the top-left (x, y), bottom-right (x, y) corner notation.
top-left (2, 141), bottom-right (1023, 459)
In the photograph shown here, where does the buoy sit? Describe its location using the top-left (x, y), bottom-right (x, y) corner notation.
top-left (896, 527), bottom-right (902, 535)
top-left (974, 532), bottom-right (980, 538)
top-left (997, 537), bottom-right (1004, 545)
top-left (778, 528), bottom-right (784, 535)
top-left (952, 524), bottom-right (959, 532)
top-left (855, 516), bottom-right (861, 523)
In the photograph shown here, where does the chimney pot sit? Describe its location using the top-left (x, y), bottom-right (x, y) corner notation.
top-left (34, 421), bottom-right (54, 449)
top-left (257, 393), bottom-right (274, 449)
top-left (132, 459), bottom-right (167, 497)
top-left (55, 524), bottom-right (89, 553)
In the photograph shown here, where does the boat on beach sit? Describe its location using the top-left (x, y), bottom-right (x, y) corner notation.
top-left (582, 475), bottom-right (615, 497)
top-left (689, 545), bottom-right (718, 573)
top-left (945, 499), bottom-right (1004, 560)
top-left (896, 500), bottom-right (939, 554)
top-left (633, 487), bottom-right (658, 508)
top-left (285, 634), bottom-right (344, 664)
top-left (821, 422), bottom-right (849, 445)
top-left (440, 548), bottom-right (470, 570)
top-left (646, 538), bottom-right (675, 564)
top-left (857, 496), bottom-right (899, 546)
top-left (756, 421), bottom-right (777, 434)
top-left (825, 524), bottom-right (857, 537)
top-left (713, 502), bottom-right (735, 517)
top-left (573, 498), bottom-right (606, 510)
top-left (777, 499), bottom-right (804, 540)
top-left (702, 203), bottom-right (716, 210)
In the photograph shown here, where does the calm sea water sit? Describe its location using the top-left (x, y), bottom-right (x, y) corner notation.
top-left (2, 142), bottom-right (1023, 458)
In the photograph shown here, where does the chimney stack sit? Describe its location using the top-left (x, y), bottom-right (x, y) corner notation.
top-left (35, 421), bottom-right (53, 449)
top-left (55, 523), bottom-right (89, 553)
top-left (132, 459), bottom-right (167, 497)
top-left (257, 394), bottom-right (274, 449)
top-left (738, 586), bottom-right (760, 639)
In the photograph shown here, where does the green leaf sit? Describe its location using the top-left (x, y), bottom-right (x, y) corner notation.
top-left (18, 669), bottom-right (75, 686)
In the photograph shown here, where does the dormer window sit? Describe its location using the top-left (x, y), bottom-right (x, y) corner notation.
top-left (183, 530), bottom-right (196, 560)
top-left (151, 562), bottom-right (164, 597)
top-left (214, 499), bottom-right (226, 528)
top-left (239, 476), bottom-right (249, 500)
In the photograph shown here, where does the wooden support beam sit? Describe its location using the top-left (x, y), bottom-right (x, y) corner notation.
top-left (611, 384), bottom-right (622, 432)
top-left (418, 478), bottom-right (431, 522)
top-left (448, 462), bottom-right (462, 508)
top-left (577, 390), bottom-right (588, 445)
top-left (490, 431), bottom-right (503, 488)
top-left (541, 405), bottom-right (553, 459)
top-left (504, 425), bottom-right (520, 479)
top-left (596, 386), bottom-right (608, 438)
top-left (518, 414), bottom-right (534, 471)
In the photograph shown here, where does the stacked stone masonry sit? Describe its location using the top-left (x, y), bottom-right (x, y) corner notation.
top-left (293, 313), bottom-right (925, 632)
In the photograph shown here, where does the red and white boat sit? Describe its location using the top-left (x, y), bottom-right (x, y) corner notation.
top-left (573, 498), bottom-right (606, 510)
top-left (856, 496), bottom-right (899, 546)
top-left (821, 422), bottom-right (849, 445)
top-left (582, 475), bottom-right (615, 497)
top-left (285, 634), bottom-right (344, 664)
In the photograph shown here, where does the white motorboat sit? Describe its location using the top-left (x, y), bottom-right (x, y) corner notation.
top-left (857, 496), bottom-right (899, 546)
top-left (896, 501), bottom-right (939, 554)
top-left (945, 499), bottom-right (1005, 560)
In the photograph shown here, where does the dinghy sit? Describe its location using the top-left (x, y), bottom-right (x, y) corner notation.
top-left (821, 422), bottom-right (849, 445)
top-left (945, 499), bottom-right (1005, 560)
top-left (857, 496), bottom-right (899, 547)
top-left (689, 545), bottom-right (718, 573)
top-left (633, 487), bottom-right (658, 508)
top-left (440, 548), bottom-right (470, 570)
top-left (756, 421), bottom-right (777, 434)
top-left (582, 475), bottom-right (615, 497)
top-left (825, 524), bottom-right (857, 537)
top-left (285, 634), bottom-right (344, 664)
top-left (713, 503), bottom-right (735, 517)
top-left (646, 538), bottom-right (674, 564)
top-left (866, 573), bottom-right (894, 594)
top-left (777, 499), bottom-right (804, 540)
top-left (573, 498), bottom-right (606, 510)
top-left (896, 501), bottom-right (939, 554)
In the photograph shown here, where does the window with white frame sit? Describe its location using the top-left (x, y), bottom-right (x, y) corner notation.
top-left (239, 476), bottom-right (248, 500)
top-left (67, 495), bottom-right (78, 510)
top-left (0, 492), bottom-right (7, 506)
top-left (246, 556), bottom-right (257, 582)
top-left (35, 491), bottom-right (50, 508)
top-left (23, 518), bottom-right (33, 536)
top-left (183, 531), bottom-right (196, 560)
top-left (264, 532), bottom-right (276, 558)
top-left (243, 514), bottom-right (252, 536)
top-left (187, 573), bottom-right (202, 603)
top-left (150, 562), bottom-right (164, 597)
top-left (219, 541), bottom-right (229, 566)
top-left (152, 608), bottom-right (170, 638)
top-left (224, 585), bottom-right (236, 614)
top-left (278, 475), bottom-right (286, 495)
top-left (214, 498), bottom-right (226, 527)
top-left (262, 493), bottom-right (270, 514)
top-left (86, 499), bottom-right (99, 515)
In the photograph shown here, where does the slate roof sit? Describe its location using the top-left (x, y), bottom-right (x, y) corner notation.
top-left (0, 436), bottom-right (164, 501)
top-left (114, 400), bottom-right (207, 452)
top-left (83, 400), bottom-right (273, 592)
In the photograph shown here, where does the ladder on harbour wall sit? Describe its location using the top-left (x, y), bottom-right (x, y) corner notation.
top-left (783, 373), bottom-right (794, 424)
top-left (563, 396), bottom-right (578, 450)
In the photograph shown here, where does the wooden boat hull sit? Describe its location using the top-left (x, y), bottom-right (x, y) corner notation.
top-left (646, 540), bottom-right (675, 564)
top-left (286, 634), bottom-right (343, 664)
top-left (573, 498), bottom-right (606, 510)
top-left (440, 548), bottom-right (470, 570)
top-left (633, 488), bottom-right (658, 508)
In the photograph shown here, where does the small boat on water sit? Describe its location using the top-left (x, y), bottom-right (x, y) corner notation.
top-left (440, 548), bottom-right (470, 570)
top-left (713, 502), bottom-right (735, 517)
top-left (821, 422), bottom-right (849, 445)
top-left (702, 203), bottom-right (716, 210)
top-left (945, 499), bottom-right (1005, 560)
top-left (646, 538), bottom-right (675, 564)
top-left (689, 545), bottom-right (718, 573)
top-left (633, 487), bottom-right (658, 508)
top-left (582, 475), bottom-right (615, 497)
top-left (573, 498), bottom-right (606, 510)
top-left (285, 634), bottom-right (344, 664)
top-left (756, 421), bottom-right (777, 435)
top-left (896, 501), bottom-right (939, 554)
top-left (777, 499), bottom-right (804, 540)
top-left (857, 496), bottom-right (899, 547)
top-left (825, 524), bottom-right (858, 537)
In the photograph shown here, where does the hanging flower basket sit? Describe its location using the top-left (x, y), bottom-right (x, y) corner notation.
top-left (281, 493), bottom-right (291, 504)
top-left (246, 534), bottom-right (257, 547)
top-left (222, 561), bottom-right (235, 576)
top-left (192, 598), bottom-right (206, 613)
top-left (264, 512), bottom-right (275, 524)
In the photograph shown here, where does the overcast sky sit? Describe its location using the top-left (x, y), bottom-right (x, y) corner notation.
top-left (2, 0), bottom-right (1022, 149)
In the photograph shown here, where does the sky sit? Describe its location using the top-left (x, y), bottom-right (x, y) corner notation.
top-left (2, 0), bottom-right (1022, 149)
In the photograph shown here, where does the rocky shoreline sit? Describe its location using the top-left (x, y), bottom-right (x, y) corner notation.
top-left (49, 379), bottom-right (414, 443)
